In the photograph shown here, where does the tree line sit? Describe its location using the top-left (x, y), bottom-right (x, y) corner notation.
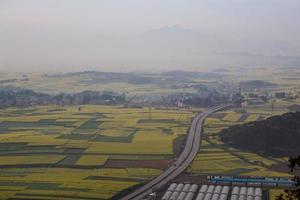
top-left (0, 89), bottom-right (126, 108)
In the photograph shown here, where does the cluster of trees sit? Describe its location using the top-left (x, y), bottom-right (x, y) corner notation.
top-left (164, 90), bottom-right (229, 107)
top-left (239, 80), bottom-right (277, 89)
top-left (275, 92), bottom-right (299, 101)
top-left (182, 94), bottom-right (228, 107)
top-left (0, 89), bottom-right (126, 108)
top-left (277, 156), bottom-right (300, 200)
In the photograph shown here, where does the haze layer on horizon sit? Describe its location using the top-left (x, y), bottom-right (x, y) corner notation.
top-left (0, 0), bottom-right (300, 73)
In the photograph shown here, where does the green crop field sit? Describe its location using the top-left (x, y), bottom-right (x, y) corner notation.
top-left (269, 189), bottom-right (284, 200)
top-left (0, 105), bottom-right (195, 200)
top-left (188, 101), bottom-right (297, 177)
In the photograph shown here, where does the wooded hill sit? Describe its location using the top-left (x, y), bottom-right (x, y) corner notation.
top-left (220, 112), bottom-right (300, 157)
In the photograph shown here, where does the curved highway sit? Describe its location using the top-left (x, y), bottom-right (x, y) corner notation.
top-left (120, 105), bottom-right (229, 200)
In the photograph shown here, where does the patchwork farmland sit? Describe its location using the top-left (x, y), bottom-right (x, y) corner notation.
top-left (0, 105), bottom-right (195, 200)
top-left (188, 101), bottom-right (293, 177)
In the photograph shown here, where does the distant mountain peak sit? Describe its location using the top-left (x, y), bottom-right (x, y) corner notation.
top-left (140, 25), bottom-right (199, 37)
top-left (161, 24), bottom-right (184, 30)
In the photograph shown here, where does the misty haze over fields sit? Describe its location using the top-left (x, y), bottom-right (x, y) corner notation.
top-left (0, 0), bottom-right (300, 72)
top-left (0, 1), bottom-right (300, 199)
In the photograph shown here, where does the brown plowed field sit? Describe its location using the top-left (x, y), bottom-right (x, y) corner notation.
top-left (105, 159), bottom-right (173, 169)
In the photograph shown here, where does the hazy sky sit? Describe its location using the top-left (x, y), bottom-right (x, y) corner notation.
top-left (0, 0), bottom-right (300, 72)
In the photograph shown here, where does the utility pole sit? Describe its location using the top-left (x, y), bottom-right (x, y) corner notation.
top-left (149, 103), bottom-right (152, 119)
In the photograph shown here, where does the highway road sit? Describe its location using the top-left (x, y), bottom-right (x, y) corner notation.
top-left (119, 105), bottom-right (229, 200)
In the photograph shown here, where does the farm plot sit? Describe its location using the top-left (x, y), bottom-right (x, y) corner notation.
top-left (76, 155), bottom-right (109, 166)
top-left (0, 155), bottom-right (65, 166)
top-left (0, 105), bottom-right (194, 199)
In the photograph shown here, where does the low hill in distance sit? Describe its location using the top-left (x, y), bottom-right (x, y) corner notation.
top-left (220, 112), bottom-right (300, 157)
top-left (239, 80), bottom-right (277, 89)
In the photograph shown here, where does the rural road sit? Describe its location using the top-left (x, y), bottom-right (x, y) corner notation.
top-left (119, 105), bottom-right (229, 200)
